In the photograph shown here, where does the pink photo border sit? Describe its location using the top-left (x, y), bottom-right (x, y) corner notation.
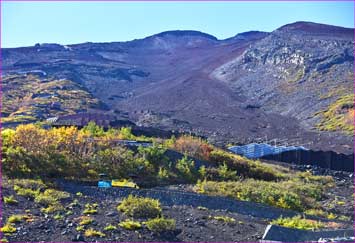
top-left (0, 0), bottom-right (354, 242)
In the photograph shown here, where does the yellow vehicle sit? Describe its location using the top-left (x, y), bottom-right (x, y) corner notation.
top-left (111, 179), bottom-right (139, 189)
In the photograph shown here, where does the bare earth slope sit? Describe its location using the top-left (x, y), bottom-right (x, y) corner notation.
top-left (2, 22), bottom-right (354, 153)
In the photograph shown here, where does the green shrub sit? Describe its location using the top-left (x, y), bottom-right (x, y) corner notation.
top-left (316, 93), bottom-right (354, 135)
top-left (35, 189), bottom-right (69, 207)
top-left (118, 127), bottom-right (134, 140)
top-left (84, 228), bottom-right (106, 237)
top-left (82, 122), bottom-right (105, 137)
top-left (271, 215), bottom-right (325, 230)
top-left (8, 214), bottom-right (24, 224)
top-left (138, 145), bottom-right (169, 169)
top-left (158, 167), bottom-right (169, 180)
top-left (0, 224), bottom-right (16, 234)
top-left (4, 196), bottom-right (18, 205)
top-left (79, 216), bottom-right (94, 226)
top-left (119, 220), bottom-right (142, 230)
top-left (83, 203), bottom-right (98, 215)
top-left (76, 226), bottom-right (84, 231)
top-left (35, 194), bottom-right (57, 205)
top-left (13, 179), bottom-right (46, 190)
top-left (14, 186), bottom-right (39, 199)
top-left (145, 217), bottom-right (176, 234)
top-left (53, 214), bottom-right (63, 220)
top-left (117, 195), bottom-right (161, 219)
top-left (41, 203), bottom-right (64, 214)
top-left (337, 215), bottom-right (351, 221)
top-left (175, 155), bottom-right (197, 182)
top-left (209, 215), bottom-right (235, 224)
top-left (104, 224), bottom-right (117, 231)
top-left (217, 163), bottom-right (237, 180)
top-left (69, 199), bottom-right (80, 208)
top-left (198, 165), bottom-right (207, 178)
top-left (94, 147), bottom-right (153, 179)
top-left (208, 149), bottom-right (281, 181)
top-left (196, 179), bottom-right (323, 211)
top-left (44, 189), bottom-right (70, 200)
top-left (304, 209), bottom-right (328, 218)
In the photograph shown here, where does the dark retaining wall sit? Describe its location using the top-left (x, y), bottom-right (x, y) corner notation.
top-left (261, 224), bottom-right (354, 242)
top-left (262, 149), bottom-right (354, 172)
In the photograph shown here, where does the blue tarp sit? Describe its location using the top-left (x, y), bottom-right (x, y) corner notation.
top-left (228, 143), bottom-right (308, 159)
top-left (98, 181), bottom-right (112, 188)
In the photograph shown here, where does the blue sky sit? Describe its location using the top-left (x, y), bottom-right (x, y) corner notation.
top-left (2, 1), bottom-right (354, 48)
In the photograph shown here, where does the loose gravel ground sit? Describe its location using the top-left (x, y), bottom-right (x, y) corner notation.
top-left (2, 164), bottom-right (353, 242)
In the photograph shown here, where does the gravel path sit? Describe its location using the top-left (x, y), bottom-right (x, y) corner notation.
top-left (57, 180), bottom-right (299, 221)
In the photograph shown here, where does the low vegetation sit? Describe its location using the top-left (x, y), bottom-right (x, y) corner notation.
top-left (118, 220), bottom-right (142, 230)
top-left (2, 74), bottom-right (103, 126)
top-left (196, 171), bottom-right (334, 212)
top-left (0, 224), bottom-right (16, 235)
top-left (168, 135), bottom-right (212, 161)
top-left (78, 216), bottom-right (94, 226)
top-left (117, 195), bottom-right (161, 219)
top-left (316, 93), bottom-right (354, 135)
top-left (2, 122), bottom-right (341, 220)
top-left (145, 217), bottom-right (176, 234)
top-left (34, 189), bottom-right (70, 206)
top-left (84, 228), bottom-right (106, 238)
top-left (209, 215), bottom-right (236, 224)
top-left (103, 224), bottom-right (117, 231)
top-left (4, 196), bottom-right (18, 205)
top-left (271, 215), bottom-right (325, 230)
top-left (83, 203), bottom-right (98, 215)
top-left (7, 215), bottom-right (25, 224)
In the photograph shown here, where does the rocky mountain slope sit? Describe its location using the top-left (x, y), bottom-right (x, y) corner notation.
top-left (2, 22), bottom-right (354, 153)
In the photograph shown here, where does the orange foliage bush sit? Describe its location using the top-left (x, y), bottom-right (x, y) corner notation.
top-left (171, 135), bottom-right (212, 161)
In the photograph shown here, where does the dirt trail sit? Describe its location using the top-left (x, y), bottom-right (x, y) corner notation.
top-left (57, 180), bottom-right (302, 221)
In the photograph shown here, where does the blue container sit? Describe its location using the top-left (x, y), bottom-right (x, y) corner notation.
top-left (98, 180), bottom-right (112, 188)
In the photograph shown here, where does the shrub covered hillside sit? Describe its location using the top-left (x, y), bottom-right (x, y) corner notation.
top-left (316, 93), bottom-right (354, 135)
top-left (2, 124), bottom-right (349, 220)
top-left (2, 74), bottom-right (105, 127)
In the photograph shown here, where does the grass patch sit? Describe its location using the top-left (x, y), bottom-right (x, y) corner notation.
top-left (79, 216), bottom-right (94, 226)
top-left (34, 189), bottom-right (70, 206)
top-left (271, 215), bottom-right (325, 230)
top-left (76, 226), bottom-right (85, 231)
top-left (316, 93), bottom-right (354, 135)
top-left (53, 213), bottom-right (63, 220)
top-left (0, 224), bottom-right (16, 235)
top-left (4, 196), bottom-right (18, 205)
top-left (84, 228), bottom-right (106, 237)
top-left (209, 215), bottom-right (236, 224)
top-left (7, 214), bottom-right (24, 224)
top-left (13, 179), bottom-right (46, 189)
top-left (14, 186), bottom-right (40, 199)
top-left (208, 149), bottom-right (283, 181)
top-left (104, 224), bottom-right (117, 231)
top-left (196, 174), bottom-right (331, 212)
top-left (83, 203), bottom-right (98, 215)
top-left (41, 203), bottom-right (64, 214)
top-left (118, 220), bottom-right (142, 230)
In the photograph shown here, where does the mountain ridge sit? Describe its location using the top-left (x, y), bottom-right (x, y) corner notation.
top-left (4, 21), bottom-right (353, 49)
top-left (2, 21), bottom-right (354, 154)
